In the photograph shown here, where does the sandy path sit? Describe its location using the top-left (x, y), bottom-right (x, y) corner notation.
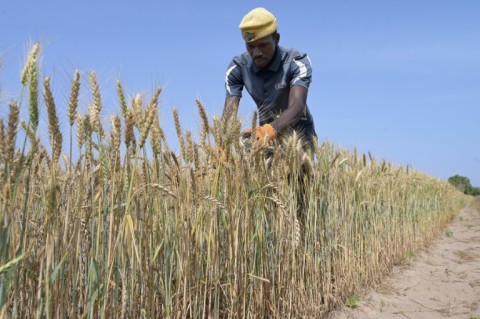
top-left (329, 203), bottom-right (480, 319)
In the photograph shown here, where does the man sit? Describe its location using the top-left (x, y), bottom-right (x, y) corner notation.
top-left (223, 7), bottom-right (316, 147)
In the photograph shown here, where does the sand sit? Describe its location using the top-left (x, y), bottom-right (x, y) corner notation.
top-left (329, 202), bottom-right (480, 319)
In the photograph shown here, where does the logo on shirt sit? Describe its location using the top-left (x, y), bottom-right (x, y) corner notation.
top-left (275, 82), bottom-right (287, 90)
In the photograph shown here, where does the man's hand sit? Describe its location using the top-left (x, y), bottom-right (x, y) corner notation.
top-left (243, 124), bottom-right (277, 144)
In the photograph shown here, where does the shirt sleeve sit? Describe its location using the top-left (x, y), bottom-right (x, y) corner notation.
top-left (225, 60), bottom-right (243, 97)
top-left (290, 53), bottom-right (313, 89)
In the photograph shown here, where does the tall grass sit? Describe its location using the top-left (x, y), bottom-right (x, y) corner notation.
top-left (0, 44), bottom-right (469, 318)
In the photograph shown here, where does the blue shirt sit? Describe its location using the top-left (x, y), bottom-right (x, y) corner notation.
top-left (225, 45), bottom-right (316, 138)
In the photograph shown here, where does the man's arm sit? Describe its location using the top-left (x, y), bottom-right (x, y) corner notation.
top-left (222, 95), bottom-right (241, 122)
top-left (270, 85), bottom-right (307, 133)
top-left (223, 59), bottom-right (243, 122)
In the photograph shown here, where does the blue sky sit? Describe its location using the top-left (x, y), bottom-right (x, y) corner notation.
top-left (1, 0), bottom-right (479, 186)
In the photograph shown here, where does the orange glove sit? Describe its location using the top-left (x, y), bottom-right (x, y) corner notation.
top-left (243, 124), bottom-right (277, 143)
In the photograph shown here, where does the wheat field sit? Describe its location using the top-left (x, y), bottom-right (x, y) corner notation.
top-left (0, 43), bottom-right (469, 318)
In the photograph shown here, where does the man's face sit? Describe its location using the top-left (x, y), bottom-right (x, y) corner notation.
top-left (246, 34), bottom-right (279, 68)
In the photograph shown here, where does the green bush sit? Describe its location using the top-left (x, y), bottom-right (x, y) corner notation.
top-left (448, 175), bottom-right (480, 196)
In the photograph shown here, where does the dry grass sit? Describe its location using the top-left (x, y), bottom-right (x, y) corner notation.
top-left (470, 195), bottom-right (480, 210)
top-left (0, 44), bottom-right (470, 318)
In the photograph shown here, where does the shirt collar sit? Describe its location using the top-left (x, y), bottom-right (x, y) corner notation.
top-left (252, 46), bottom-right (282, 74)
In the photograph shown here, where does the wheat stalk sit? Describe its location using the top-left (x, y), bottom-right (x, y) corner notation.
top-left (0, 119), bottom-right (5, 164)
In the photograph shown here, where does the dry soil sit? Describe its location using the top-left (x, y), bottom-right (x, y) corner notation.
top-left (329, 201), bottom-right (480, 319)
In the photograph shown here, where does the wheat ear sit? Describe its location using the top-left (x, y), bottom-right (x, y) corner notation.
top-left (6, 101), bottom-right (20, 167)
top-left (20, 42), bottom-right (39, 85)
top-left (196, 100), bottom-right (210, 151)
top-left (28, 58), bottom-right (39, 132)
top-left (139, 86), bottom-right (162, 149)
top-left (68, 70), bottom-right (81, 127)
top-left (150, 106), bottom-right (163, 156)
top-left (43, 77), bottom-right (62, 164)
top-left (172, 107), bottom-right (186, 159)
top-left (138, 103), bottom-right (155, 149)
top-left (250, 110), bottom-right (257, 141)
top-left (109, 115), bottom-right (121, 163)
top-left (125, 110), bottom-right (136, 151)
top-left (116, 80), bottom-right (129, 119)
top-left (132, 94), bottom-right (144, 131)
top-left (76, 115), bottom-right (85, 150)
top-left (20, 43), bottom-right (40, 131)
top-left (89, 71), bottom-right (103, 135)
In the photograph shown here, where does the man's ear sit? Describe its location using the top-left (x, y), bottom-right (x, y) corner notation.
top-left (274, 33), bottom-right (280, 45)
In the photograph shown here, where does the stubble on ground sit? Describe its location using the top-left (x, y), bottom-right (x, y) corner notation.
top-left (329, 199), bottom-right (480, 319)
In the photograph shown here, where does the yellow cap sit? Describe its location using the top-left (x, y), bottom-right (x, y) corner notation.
top-left (239, 7), bottom-right (278, 42)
